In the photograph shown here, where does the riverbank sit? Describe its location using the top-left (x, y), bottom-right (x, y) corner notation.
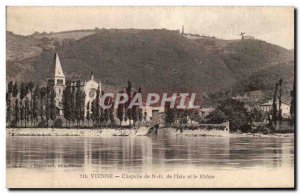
top-left (230, 132), bottom-right (294, 138)
top-left (7, 127), bottom-right (149, 137)
top-left (164, 128), bottom-right (230, 137)
top-left (164, 128), bottom-right (293, 138)
top-left (6, 127), bottom-right (294, 138)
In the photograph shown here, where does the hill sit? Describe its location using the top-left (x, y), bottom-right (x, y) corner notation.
top-left (6, 29), bottom-right (294, 103)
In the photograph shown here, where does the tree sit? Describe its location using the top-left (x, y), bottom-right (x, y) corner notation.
top-left (45, 97), bottom-right (50, 127)
top-left (24, 99), bottom-right (29, 127)
top-left (86, 101), bottom-right (90, 127)
top-left (91, 100), bottom-right (97, 127)
top-left (39, 87), bottom-right (47, 123)
top-left (12, 82), bottom-right (18, 97)
top-left (207, 99), bottom-right (251, 132)
top-left (7, 81), bottom-right (13, 94)
top-left (180, 109), bottom-right (189, 126)
top-left (125, 81), bottom-right (132, 127)
top-left (98, 90), bottom-right (104, 127)
top-left (117, 91), bottom-right (125, 127)
top-left (248, 79), bottom-right (264, 91)
top-left (20, 101), bottom-right (24, 127)
top-left (49, 80), bottom-right (56, 127)
top-left (109, 102), bottom-right (115, 127)
top-left (27, 82), bottom-right (34, 95)
top-left (290, 82), bottom-right (295, 122)
top-left (249, 106), bottom-right (265, 123)
top-left (164, 108), bottom-right (176, 127)
top-left (272, 82), bottom-right (278, 125)
top-left (138, 108), bottom-right (143, 125)
top-left (75, 81), bottom-right (82, 127)
top-left (14, 99), bottom-right (19, 126)
top-left (94, 87), bottom-right (100, 127)
top-left (27, 82), bottom-right (34, 125)
top-left (62, 81), bottom-right (72, 127)
top-left (143, 111), bottom-right (147, 122)
top-left (54, 40), bottom-right (61, 49)
top-left (71, 82), bottom-right (76, 126)
top-left (103, 107), bottom-right (109, 127)
top-left (32, 85), bottom-right (40, 126)
top-left (137, 88), bottom-right (143, 126)
top-left (131, 92), bottom-right (138, 128)
top-left (131, 105), bottom-right (138, 127)
top-left (80, 89), bottom-right (86, 126)
top-left (45, 81), bottom-right (52, 127)
top-left (188, 109), bottom-right (200, 124)
top-left (29, 99), bottom-right (34, 125)
top-left (278, 79), bottom-right (283, 122)
top-left (206, 109), bottom-right (226, 124)
top-left (6, 92), bottom-right (11, 126)
top-left (103, 94), bottom-right (111, 127)
top-left (20, 82), bottom-right (28, 101)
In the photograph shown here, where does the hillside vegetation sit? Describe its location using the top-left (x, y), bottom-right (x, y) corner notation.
top-left (6, 29), bottom-right (294, 103)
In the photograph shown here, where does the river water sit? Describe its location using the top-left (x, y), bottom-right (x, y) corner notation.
top-left (7, 132), bottom-right (294, 173)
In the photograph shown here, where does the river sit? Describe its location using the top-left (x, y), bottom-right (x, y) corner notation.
top-left (6, 130), bottom-right (294, 188)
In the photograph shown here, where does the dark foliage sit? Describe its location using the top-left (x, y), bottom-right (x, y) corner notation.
top-left (206, 99), bottom-right (251, 132)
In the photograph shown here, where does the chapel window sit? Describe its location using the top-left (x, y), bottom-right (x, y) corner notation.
top-left (57, 79), bottom-right (63, 85)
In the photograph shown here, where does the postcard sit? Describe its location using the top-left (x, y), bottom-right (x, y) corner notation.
top-left (6, 6), bottom-right (295, 188)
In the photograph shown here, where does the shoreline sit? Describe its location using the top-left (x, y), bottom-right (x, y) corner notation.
top-left (6, 127), bottom-right (294, 138)
top-left (7, 127), bottom-right (149, 137)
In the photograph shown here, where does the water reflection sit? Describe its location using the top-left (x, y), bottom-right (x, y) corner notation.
top-left (7, 133), bottom-right (294, 172)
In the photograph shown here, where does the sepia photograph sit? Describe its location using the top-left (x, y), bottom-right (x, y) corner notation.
top-left (5, 6), bottom-right (295, 188)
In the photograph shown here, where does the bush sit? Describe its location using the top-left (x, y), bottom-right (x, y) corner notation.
top-left (53, 118), bottom-right (63, 128)
top-left (9, 120), bottom-right (17, 128)
top-left (250, 125), bottom-right (270, 134)
top-left (274, 129), bottom-right (294, 134)
top-left (206, 109), bottom-right (226, 124)
top-left (206, 99), bottom-right (251, 132)
top-left (240, 124), bottom-right (251, 133)
top-left (37, 120), bottom-right (47, 128)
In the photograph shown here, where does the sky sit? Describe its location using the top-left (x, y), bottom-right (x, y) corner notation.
top-left (7, 7), bottom-right (294, 49)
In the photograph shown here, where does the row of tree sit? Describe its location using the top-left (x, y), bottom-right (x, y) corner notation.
top-left (7, 79), bottom-right (147, 128)
top-left (164, 107), bottom-right (200, 128)
top-left (86, 84), bottom-right (115, 128)
top-left (205, 99), bottom-right (266, 132)
top-left (61, 80), bottom-right (145, 128)
top-left (6, 80), bottom-right (56, 127)
top-left (120, 81), bottom-right (144, 127)
top-left (269, 79), bottom-right (295, 129)
top-left (162, 97), bottom-right (268, 132)
top-left (62, 80), bottom-right (86, 127)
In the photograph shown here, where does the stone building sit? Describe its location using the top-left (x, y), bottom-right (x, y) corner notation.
top-left (48, 53), bottom-right (65, 115)
top-left (83, 72), bottom-right (101, 116)
top-left (48, 53), bottom-right (101, 116)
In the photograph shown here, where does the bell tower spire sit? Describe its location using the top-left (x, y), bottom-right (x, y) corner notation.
top-left (49, 52), bottom-right (66, 114)
top-left (90, 71), bottom-right (94, 80)
top-left (54, 53), bottom-right (65, 77)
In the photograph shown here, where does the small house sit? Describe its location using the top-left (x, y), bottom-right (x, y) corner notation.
top-left (260, 100), bottom-right (291, 119)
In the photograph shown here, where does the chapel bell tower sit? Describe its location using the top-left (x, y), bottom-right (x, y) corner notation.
top-left (49, 52), bottom-right (65, 107)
